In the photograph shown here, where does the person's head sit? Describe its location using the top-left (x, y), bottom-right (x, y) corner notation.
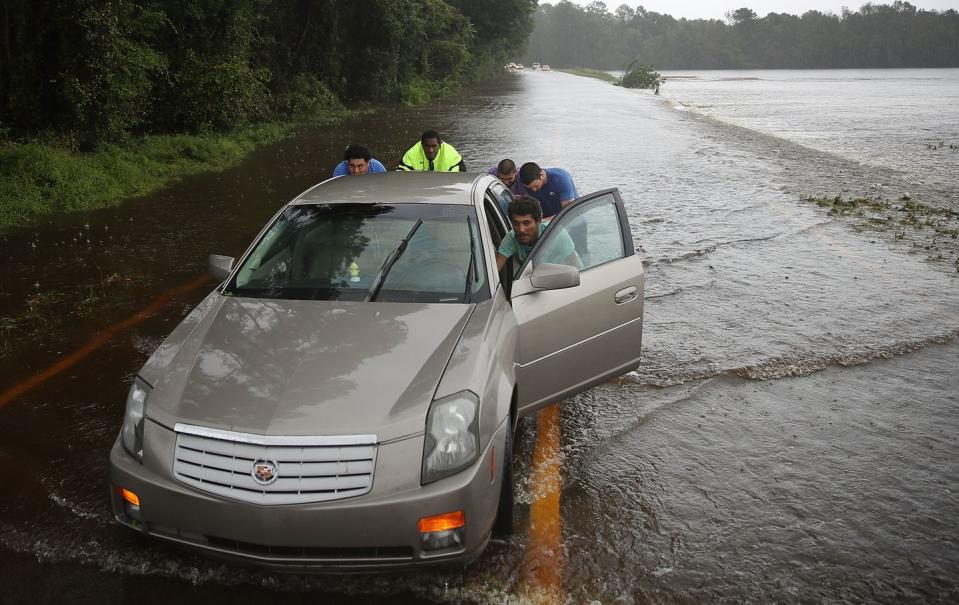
top-left (519, 162), bottom-right (547, 192)
top-left (343, 144), bottom-right (372, 175)
top-left (508, 195), bottom-right (543, 246)
top-left (420, 129), bottom-right (442, 161)
top-left (495, 158), bottom-right (518, 187)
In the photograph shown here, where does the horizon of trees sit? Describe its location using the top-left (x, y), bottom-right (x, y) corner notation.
top-left (525, 1), bottom-right (959, 70)
top-left (0, 0), bottom-right (536, 148)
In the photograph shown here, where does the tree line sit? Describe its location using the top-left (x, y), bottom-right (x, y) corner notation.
top-left (525, 1), bottom-right (959, 70)
top-left (0, 0), bottom-right (535, 148)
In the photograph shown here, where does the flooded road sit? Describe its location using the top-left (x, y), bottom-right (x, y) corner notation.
top-left (2, 70), bottom-right (958, 603)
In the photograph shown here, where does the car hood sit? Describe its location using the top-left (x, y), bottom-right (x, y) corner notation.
top-left (145, 296), bottom-right (472, 442)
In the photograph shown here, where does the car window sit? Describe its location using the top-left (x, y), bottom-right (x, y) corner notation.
top-left (531, 194), bottom-right (625, 272)
top-left (484, 195), bottom-right (507, 247)
top-left (226, 203), bottom-right (489, 303)
top-left (489, 182), bottom-right (512, 225)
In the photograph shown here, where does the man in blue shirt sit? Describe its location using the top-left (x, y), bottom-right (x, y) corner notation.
top-left (518, 162), bottom-right (578, 220)
top-left (496, 196), bottom-right (580, 272)
top-left (332, 144), bottom-right (387, 176)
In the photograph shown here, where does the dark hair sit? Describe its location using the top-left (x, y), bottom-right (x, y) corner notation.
top-left (519, 162), bottom-right (542, 185)
top-left (421, 129), bottom-right (441, 144)
top-left (343, 144), bottom-right (371, 162)
top-left (496, 158), bottom-right (516, 175)
top-left (508, 195), bottom-right (542, 222)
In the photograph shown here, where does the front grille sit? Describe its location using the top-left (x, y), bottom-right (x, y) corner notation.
top-left (172, 423), bottom-right (377, 505)
top-left (205, 535), bottom-right (414, 560)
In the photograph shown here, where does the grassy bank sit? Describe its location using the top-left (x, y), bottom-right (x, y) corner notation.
top-left (1, 102), bottom-right (374, 233)
top-left (0, 123), bottom-right (308, 232)
top-left (0, 124), bottom-right (292, 231)
top-left (557, 67), bottom-right (619, 84)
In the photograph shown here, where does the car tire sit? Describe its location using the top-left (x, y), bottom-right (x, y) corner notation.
top-left (492, 426), bottom-right (514, 536)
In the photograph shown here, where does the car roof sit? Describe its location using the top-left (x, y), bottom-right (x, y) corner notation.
top-left (291, 172), bottom-right (490, 206)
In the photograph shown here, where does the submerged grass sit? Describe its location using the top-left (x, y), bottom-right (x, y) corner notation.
top-left (801, 194), bottom-right (959, 272)
top-left (0, 263), bottom-right (152, 357)
top-left (925, 140), bottom-right (959, 151)
top-left (558, 67), bottom-right (619, 84)
top-left (803, 194), bottom-right (891, 215)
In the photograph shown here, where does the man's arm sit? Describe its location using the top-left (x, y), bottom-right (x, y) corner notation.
top-left (397, 145), bottom-right (417, 171)
top-left (547, 228), bottom-right (580, 268)
top-left (564, 251), bottom-right (584, 270)
top-left (445, 144), bottom-right (466, 172)
top-left (556, 169), bottom-right (578, 208)
top-left (496, 234), bottom-right (517, 272)
top-left (496, 252), bottom-right (508, 272)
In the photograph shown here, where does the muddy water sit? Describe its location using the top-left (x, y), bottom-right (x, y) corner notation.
top-left (1, 70), bottom-right (958, 604)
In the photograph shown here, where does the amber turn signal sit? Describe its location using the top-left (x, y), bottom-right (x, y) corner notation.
top-left (418, 510), bottom-right (465, 533)
top-left (121, 488), bottom-right (141, 507)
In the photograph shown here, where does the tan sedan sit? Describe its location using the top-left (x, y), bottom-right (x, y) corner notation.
top-left (109, 172), bottom-right (644, 570)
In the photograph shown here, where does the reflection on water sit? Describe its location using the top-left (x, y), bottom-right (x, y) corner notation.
top-left (1, 69), bottom-right (958, 603)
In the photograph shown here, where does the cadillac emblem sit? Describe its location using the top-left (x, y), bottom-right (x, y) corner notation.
top-left (251, 459), bottom-right (279, 485)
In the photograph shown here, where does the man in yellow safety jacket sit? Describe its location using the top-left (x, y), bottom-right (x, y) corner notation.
top-left (398, 129), bottom-right (467, 172)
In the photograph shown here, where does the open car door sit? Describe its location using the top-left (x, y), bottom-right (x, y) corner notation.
top-left (511, 189), bottom-right (644, 415)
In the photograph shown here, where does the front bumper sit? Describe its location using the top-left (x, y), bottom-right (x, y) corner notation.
top-left (109, 419), bottom-right (508, 571)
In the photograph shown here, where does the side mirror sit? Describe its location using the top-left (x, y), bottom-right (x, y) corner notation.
top-left (529, 263), bottom-right (580, 291)
top-left (208, 254), bottom-right (235, 282)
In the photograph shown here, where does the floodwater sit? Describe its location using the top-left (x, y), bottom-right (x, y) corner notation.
top-left (1, 69), bottom-right (958, 604)
top-left (657, 69), bottom-right (959, 205)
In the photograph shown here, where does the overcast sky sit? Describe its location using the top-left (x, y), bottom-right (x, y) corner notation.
top-left (567, 1), bottom-right (958, 21)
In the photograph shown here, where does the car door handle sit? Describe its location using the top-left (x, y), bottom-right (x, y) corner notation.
top-left (614, 286), bottom-right (638, 304)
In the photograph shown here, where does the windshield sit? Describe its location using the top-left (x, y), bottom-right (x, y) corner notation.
top-left (224, 203), bottom-right (489, 303)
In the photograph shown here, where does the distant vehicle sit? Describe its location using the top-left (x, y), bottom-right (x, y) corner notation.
top-left (109, 172), bottom-right (645, 570)
top-left (532, 62), bottom-right (541, 70)
top-left (542, 64), bottom-right (552, 71)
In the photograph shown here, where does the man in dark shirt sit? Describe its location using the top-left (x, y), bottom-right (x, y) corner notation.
top-left (487, 158), bottom-right (527, 196)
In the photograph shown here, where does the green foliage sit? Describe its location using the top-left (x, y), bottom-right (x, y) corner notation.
top-left (2, 0), bottom-right (536, 143)
top-left (62, 1), bottom-right (167, 146)
top-left (727, 8), bottom-right (758, 24)
top-left (619, 63), bottom-right (663, 92)
top-left (171, 52), bottom-right (272, 132)
top-left (430, 40), bottom-right (471, 80)
top-left (273, 74), bottom-right (343, 121)
top-left (398, 76), bottom-right (437, 106)
top-left (445, 0), bottom-right (538, 79)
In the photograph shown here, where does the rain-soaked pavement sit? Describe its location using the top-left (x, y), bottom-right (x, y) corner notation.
top-left (1, 70), bottom-right (958, 604)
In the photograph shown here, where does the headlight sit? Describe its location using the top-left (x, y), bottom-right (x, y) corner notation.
top-left (121, 377), bottom-right (151, 462)
top-left (422, 391), bottom-right (479, 484)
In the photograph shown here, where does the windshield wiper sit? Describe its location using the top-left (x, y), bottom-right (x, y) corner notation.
top-left (367, 219), bottom-right (423, 302)
top-left (463, 215), bottom-right (478, 303)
